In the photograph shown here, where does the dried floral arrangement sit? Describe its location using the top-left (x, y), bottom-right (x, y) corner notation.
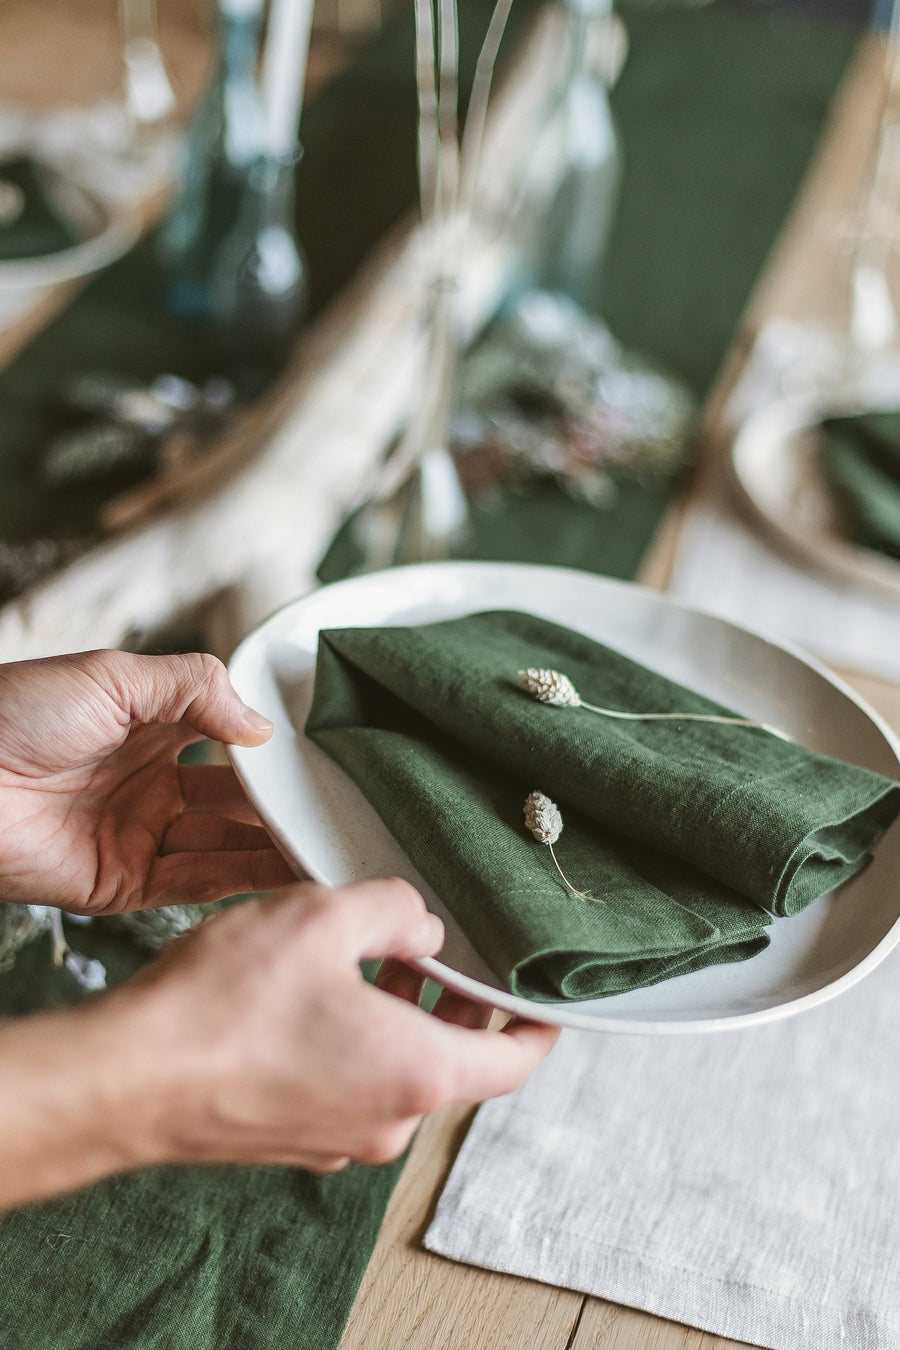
top-left (0, 900), bottom-right (208, 989)
top-left (451, 291), bottom-right (696, 507)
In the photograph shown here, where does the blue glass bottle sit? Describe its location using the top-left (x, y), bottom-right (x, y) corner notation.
top-left (158, 0), bottom-right (267, 322)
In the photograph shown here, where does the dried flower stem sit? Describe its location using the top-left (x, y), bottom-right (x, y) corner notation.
top-left (578, 704), bottom-right (791, 741)
top-left (518, 668), bottom-right (791, 742)
top-left (369, 0), bottom-right (514, 515)
top-left (458, 0), bottom-right (515, 229)
top-left (524, 790), bottom-right (597, 902)
top-left (414, 0), bottom-right (440, 228)
top-left (547, 840), bottom-right (595, 902)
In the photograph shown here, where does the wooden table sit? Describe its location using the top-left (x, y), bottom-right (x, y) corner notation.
top-left (338, 34), bottom-right (900, 1350)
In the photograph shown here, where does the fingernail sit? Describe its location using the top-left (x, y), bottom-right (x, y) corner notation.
top-left (241, 704), bottom-right (274, 732)
top-left (422, 913), bottom-right (444, 947)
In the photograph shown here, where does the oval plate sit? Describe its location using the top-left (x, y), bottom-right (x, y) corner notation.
top-left (228, 562), bottom-right (900, 1034)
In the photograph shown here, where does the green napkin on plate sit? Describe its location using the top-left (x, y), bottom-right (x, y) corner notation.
top-left (305, 610), bottom-right (900, 1002)
top-left (820, 411), bottom-right (900, 560)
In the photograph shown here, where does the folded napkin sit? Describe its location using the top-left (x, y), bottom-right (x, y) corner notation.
top-left (820, 410), bottom-right (900, 560)
top-left (305, 609), bottom-right (900, 1001)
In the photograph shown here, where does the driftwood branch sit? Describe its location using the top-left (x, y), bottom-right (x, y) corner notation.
top-left (0, 9), bottom-right (568, 661)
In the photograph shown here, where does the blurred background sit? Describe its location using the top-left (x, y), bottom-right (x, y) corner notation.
top-left (0, 0), bottom-right (894, 671)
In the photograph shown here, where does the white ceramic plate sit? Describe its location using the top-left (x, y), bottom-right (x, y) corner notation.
top-left (730, 398), bottom-right (900, 602)
top-left (228, 562), bottom-right (900, 1035)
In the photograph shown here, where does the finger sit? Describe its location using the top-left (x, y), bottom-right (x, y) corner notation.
top-left (179, 765), bottom-right (264, 825)
top-left (431, 987), bottom-right (492, 1030)
top-left (146, 848), bottom-right (297, 907)
top-left (160, 816), bottom-right (275, 856)
top-left (431, 1017), bottom-right (560, 1103)
top-left (94, 652), bottom-right (274, 748)
top-left (374, 958), bottom-right (428, 1006)
top-left (307, 1157), bottom-right (351, 1174)
top-left (318, 878), bottom-right (444, 964)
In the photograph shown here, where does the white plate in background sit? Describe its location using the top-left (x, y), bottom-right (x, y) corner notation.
top-left (730, 398), bottom-right (900, 602)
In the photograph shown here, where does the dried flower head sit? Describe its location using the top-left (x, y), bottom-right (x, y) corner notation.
top-left (518, 668), bottom-right (581, 708)
top-left (518, 666), bottom-right (790, 740)
top-left (523, 792), bottom-right (595, 901)
top-left (524, 790), bottom-right (563, 845)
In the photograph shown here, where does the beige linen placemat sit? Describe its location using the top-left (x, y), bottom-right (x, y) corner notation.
top-left (426, 948), bottom-right (900, 1350)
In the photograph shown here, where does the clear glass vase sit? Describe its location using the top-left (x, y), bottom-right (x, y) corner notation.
top-left (209, 150), bottom-right (309, 387)
top-left (521, 0), bottom-right (620, 317)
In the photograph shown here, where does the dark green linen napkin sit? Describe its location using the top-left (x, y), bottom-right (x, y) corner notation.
top-left (820, 411), bottom-right (900, 560)
top-left (306, 609), bottom-right (900, 1001)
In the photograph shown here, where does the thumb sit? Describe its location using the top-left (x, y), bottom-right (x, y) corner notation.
top-left (317, 878), bottom-right (445, 964)
top-left (95, 651), bottom-right (274, 747)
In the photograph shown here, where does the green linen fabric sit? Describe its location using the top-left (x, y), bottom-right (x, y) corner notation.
top-left (306, 609), bottom-right (900, 1001)
top-left (820, 411), bottom-right (900, 559)
top-left (0, 915), bottom-right (406, 1350)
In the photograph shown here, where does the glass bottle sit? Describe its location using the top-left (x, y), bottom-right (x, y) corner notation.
top-left (158, 0), bottom-right (267, 321)
top-left (524, 0), bottom-right (620, 317)
top-left (209, 149), bottom-right (308, 387)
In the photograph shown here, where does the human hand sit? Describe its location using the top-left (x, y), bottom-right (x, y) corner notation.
top-left (0, 649), bottom-right (295, 914)
top-left (99, 880), bottom-right (559, 1175)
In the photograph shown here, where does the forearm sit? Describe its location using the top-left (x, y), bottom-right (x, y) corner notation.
top-left (0, 1001), bottom-right (160, 1211)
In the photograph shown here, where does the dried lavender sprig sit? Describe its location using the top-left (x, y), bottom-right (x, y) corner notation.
top-left (518, 669), bottom-right (791, 742)
top-left (457, 0), bottom-right (514, 228)
top-left (523, 791), bottom-right (595, 901)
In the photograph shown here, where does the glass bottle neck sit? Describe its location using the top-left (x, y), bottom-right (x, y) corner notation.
top-left (217, 3), bottom-right (265, 166)
top-left (241, 153), bottom-right (299, 227)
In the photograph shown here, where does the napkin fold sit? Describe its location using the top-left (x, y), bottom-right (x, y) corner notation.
top-left (305, 609), bottom-right (899, 1001)
top-left (820, 410), bottom-right (900, 559)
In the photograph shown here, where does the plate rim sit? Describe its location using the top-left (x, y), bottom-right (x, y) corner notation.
top-left (228, 560), bottom-right (900, 1035)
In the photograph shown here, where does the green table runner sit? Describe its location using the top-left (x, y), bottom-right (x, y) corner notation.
top-left (0, 932), bottom-right (403, 1350)
top-left (306, 610), bottom-right (898, 1001)
top-left (0, 4), bottom-right (861, 1347)
top-left (820, 411), bottom-right (900, 559)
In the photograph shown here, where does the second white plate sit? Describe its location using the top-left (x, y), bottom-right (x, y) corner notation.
top-left (730, 398), bottom-right (900, 602)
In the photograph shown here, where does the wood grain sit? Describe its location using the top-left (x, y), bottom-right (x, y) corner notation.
top-left (339, 1104), bottom-right (584, 1350)
top-left (571, 1300), bottom-right (752, 1350)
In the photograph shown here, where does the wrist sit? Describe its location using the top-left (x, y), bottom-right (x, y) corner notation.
top-left (0, 995), bottom-right (175, 1210)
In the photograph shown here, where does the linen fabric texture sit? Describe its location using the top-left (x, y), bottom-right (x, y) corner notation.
top-left (425, 943), bottom-right (900, 1350)
top-left (305, 608), bottom-right (899, 1002)
top-left (820, 410), bottom-right (900, 559)
top-left (0, 929), bottom-right (404, 1350)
